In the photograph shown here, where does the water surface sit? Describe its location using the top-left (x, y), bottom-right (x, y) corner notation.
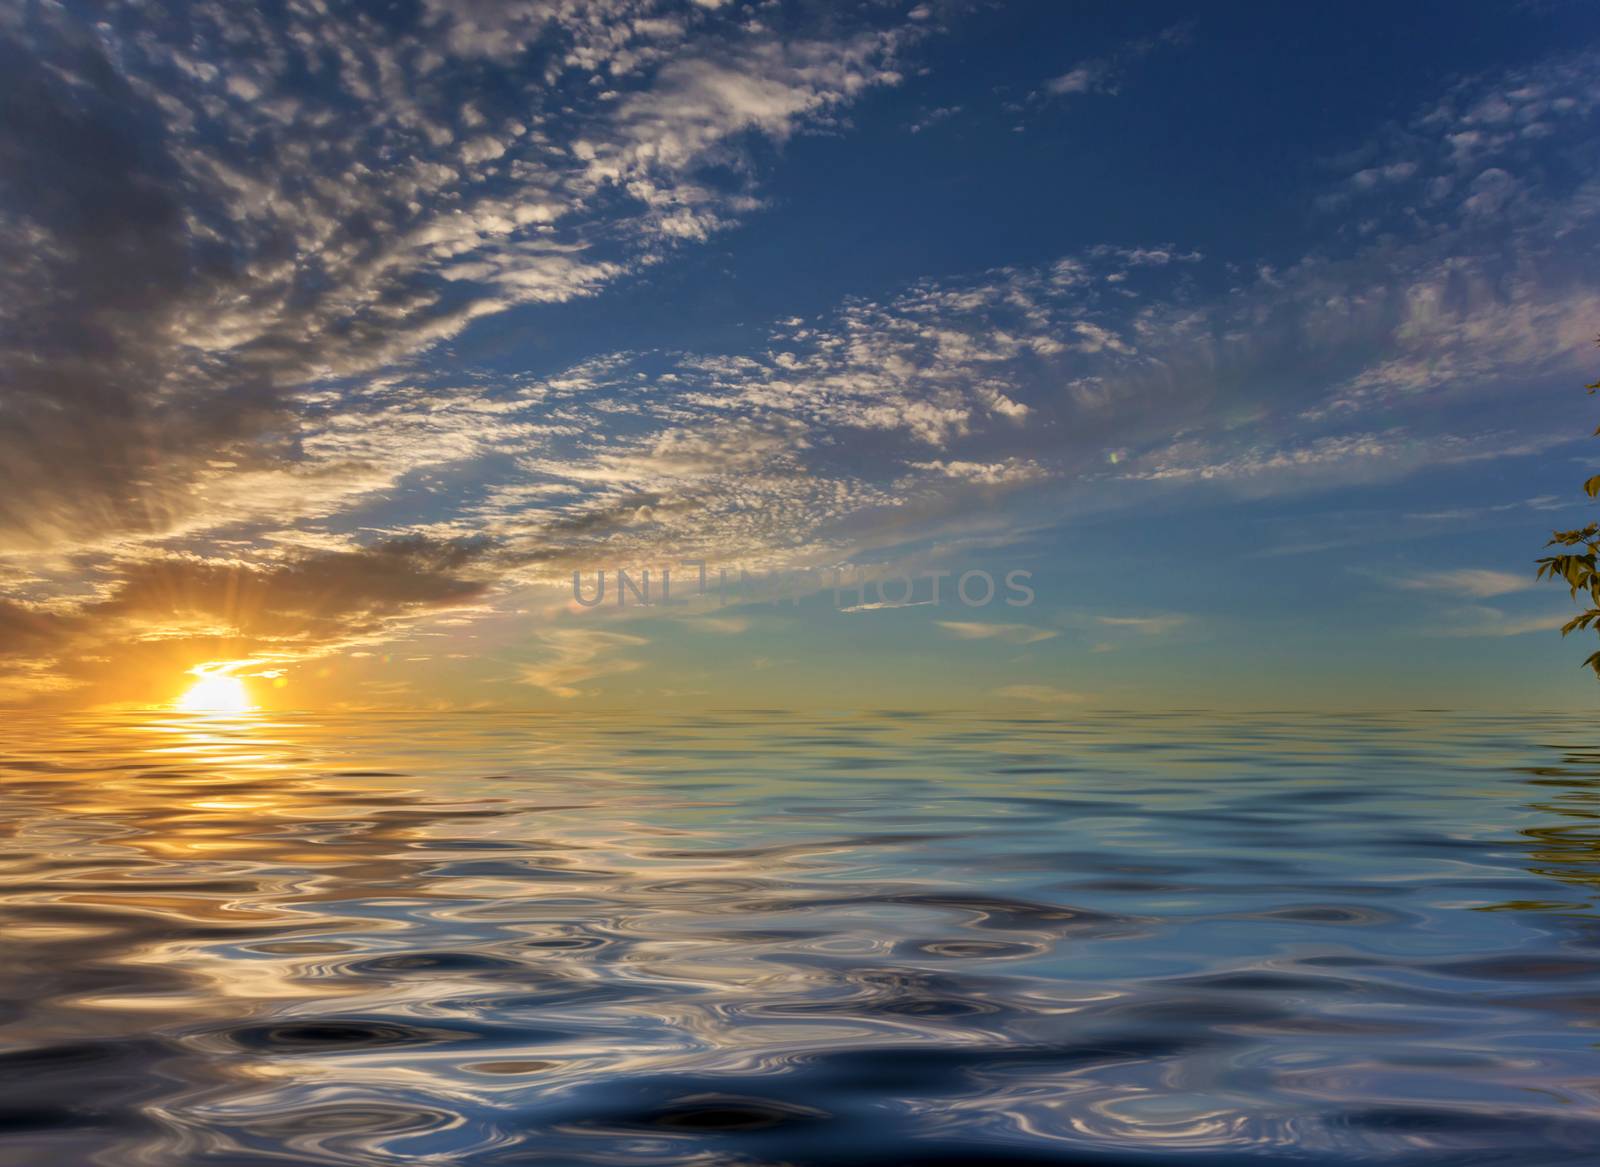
top-left (1, 710), bottom-right (1597, 1165)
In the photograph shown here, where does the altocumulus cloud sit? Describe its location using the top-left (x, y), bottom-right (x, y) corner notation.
top-left (0, 0), bottom-right (924, 698)
top-left (0, 0), bottom-right (917, 557)
top-left (1, 5), bottom-right (1599, 705)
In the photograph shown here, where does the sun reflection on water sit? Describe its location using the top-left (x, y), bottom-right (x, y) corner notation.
top-left (0, 710), bottom-right (1597, 1164)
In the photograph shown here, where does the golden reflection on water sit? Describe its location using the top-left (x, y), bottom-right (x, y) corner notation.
top-left (1, 709), bottom-right (1598, 1165)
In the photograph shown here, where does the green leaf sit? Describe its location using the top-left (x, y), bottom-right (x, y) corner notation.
top-left (1537, 349), bottom-right (1600, 681)
top-left (1561, 611), bottom-right (1600, 636)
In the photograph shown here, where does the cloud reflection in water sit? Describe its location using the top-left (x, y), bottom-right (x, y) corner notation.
top-left (0, 710), bottom-right (1597, 1164)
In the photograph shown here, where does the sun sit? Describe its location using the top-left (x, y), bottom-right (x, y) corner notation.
top-left (175, 668), bottom-right (256, 714)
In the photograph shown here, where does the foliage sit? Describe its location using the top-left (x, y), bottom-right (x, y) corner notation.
top-left (1536, 337), bottom-right (1600, 677)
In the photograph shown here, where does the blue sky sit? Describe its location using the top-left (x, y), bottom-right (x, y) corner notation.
top-left (1, 0), bottom-right (1598, 710)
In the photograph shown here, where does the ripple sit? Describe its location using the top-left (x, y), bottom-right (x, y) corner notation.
top-left (639, 1094), bottom-right (829, 1132)
top-left (219, 1019), bottom-right (467, 1054)
top-left (346, 951), bottom-right (529, 975)
top-left (901, 938), bottom-right (1045, 959)
top-left (1, 709), bottom-right (1597, 1165)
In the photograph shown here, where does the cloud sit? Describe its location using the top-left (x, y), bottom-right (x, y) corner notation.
top-left (1350, 161), bottom-right (1419, 190)
top-left (587, 33), bottom-right (905, 191)
top-left (1087, 244), bottom-right (1203, 267)
top-left (0, 536), bottom-right (502, 704)
top-left (993, 684), bottom-right (1090, 704)
top-left (937, 621), bottom-right (1057, 644)
top-left (0, 0), bottom-right (938, 701)
top-left (694, 616), bottom-right (750, 634)
top-left (95, 538), bottom-right (497, 638)
top-left (4, 23), bottom-right (1600, 707)
top-left (909, 459), bottom-right (1047, 485)
top-left (1429, 605), bottom-right (1572, 638)
top-left (494, 73), bottom-right (1600, 552)
top-left (0, 599), bottom-right (78, 662)
top-left (1096, 614), bottom-right (1189, 635)
top-left (1036, 24), bottom-right (1190, 101)
top-left (0, 1), bottom-right (918, 557)
top-left (1045, 62), bottom-right (1113, 97)
top-left (516, 627), bottom-right (648, 698)
top-left (1386, 568), bottom-right (1538, 598)
top-left (1402, 495), bottom-right (1569, 522)
top-left (909, 105), bottom-right (961, 133)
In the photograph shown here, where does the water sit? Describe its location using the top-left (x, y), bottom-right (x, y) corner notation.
top-left (0, 710), bottom-right (1596, 1166)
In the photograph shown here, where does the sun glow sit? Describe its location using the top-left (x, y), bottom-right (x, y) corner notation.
top-left (175, 667), bottom-right (256, 714)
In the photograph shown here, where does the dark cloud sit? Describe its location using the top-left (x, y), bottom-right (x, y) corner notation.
top-left (0, 536), bottom-right (499, 703)
top-left (0, 0), bottom-right (917, 701)
top-left (95, 536), bottom-right (498, 641)
top-left (0, 13), bottom-right (280, 551)
top-left (0, 598), bottom-right (78, 659)
top-left (0, 0), bottom-right (913, 561)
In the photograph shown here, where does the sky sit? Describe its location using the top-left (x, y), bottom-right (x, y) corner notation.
top-left (2, 0), bottom-right (1599, 713)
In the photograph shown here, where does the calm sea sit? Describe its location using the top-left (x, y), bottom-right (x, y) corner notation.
top-left (0, 710), bottom-right (1596, 1165)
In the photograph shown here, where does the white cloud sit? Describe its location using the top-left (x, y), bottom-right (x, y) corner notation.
top-left (516, 627), bottom-right (648, 698)
top-left (1035, 24), bottom-right (1190, 103)
top-left (1387, 568), bottom-right (1537, 598)
top-left (1097, 614), bottom-right (1188, 635)
top-left (1429, 606), bottom-right (1571, 638)
top-left (909, 105), bottom-right (961, 133)
top-left (909, 459), bottom-right (1046, 485)
top-left (1045, 63), bottom-right (1110, 96)
top-left (938, 620), bottom-right (1057, 644)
